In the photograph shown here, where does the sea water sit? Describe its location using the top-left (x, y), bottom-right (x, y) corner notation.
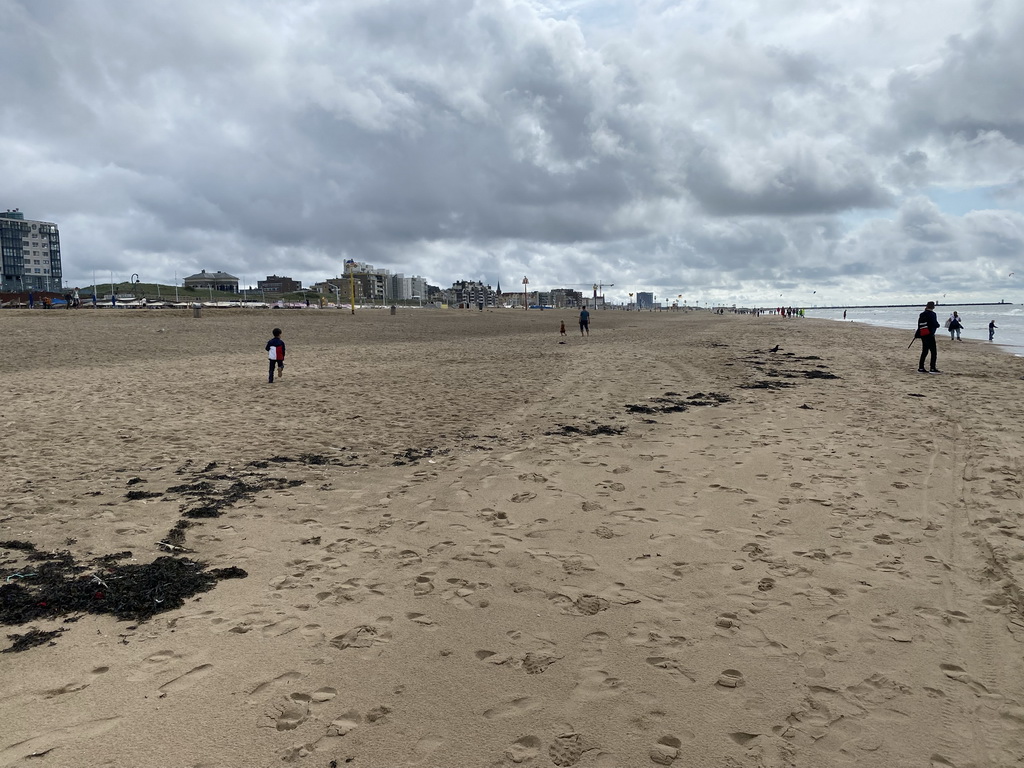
top-left (804, 305), bottom-right (1024, 357)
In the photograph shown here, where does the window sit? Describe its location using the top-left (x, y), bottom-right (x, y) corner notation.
top-left (34, 268), bottom-right (41, 273)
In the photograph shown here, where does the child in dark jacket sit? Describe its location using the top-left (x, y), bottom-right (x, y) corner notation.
top-left (266, 328), bottom-right (285, 383)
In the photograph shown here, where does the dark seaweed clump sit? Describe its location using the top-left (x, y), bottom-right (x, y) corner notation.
top-left (392, 447), bottom-right (450, 466)
top-left (125, 490), bottom-right (164, 500)
top-left (626, 391), bottom-right (731, 414)
top-left (2, 627), bottom-right (66, 653)
top-left (545, 423), bottom-right (626, 437)
top-left (0, 541), bottom-right (247, 651)
top-left (177, 477), bottom-right (303, 520)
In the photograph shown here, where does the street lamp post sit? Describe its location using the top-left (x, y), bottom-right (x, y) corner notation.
top-left (522, 276), bottom-right (529, 310)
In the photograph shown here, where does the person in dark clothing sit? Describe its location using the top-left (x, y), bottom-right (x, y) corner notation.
top-left (989, 320), bottom-right (998, 341)
top-left (916, 301), bottom-right (941, 374)
top-left (579, 308), bottom-right (590, 336)
top-left (266, 328), bottom-right (285, 383)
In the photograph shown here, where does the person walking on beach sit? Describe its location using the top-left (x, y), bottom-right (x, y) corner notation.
top-left (916, 301), bottom-right (941, 374)
top-left (266, 327), bottom-right (285, 383)
top-left (946, 311), bottom-right (963, 340)
top-left (579, 307), bottom-right (590, 336)
top-left (559, 320), bottom-right (567, 336)
top-left (989, 320), bottom-right (998, 341)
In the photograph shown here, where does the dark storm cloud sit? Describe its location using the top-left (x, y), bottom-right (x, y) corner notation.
top-left (888, 17), bottom-right (1024, 144)
top-left (1, 0), bottom-right (1022, 304)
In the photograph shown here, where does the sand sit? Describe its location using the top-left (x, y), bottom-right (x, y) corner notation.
top-left (1, 307), bottom-right (1023, 768)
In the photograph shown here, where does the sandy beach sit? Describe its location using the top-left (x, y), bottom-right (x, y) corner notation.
top-left (2, 307), bottom-right (1023, 768)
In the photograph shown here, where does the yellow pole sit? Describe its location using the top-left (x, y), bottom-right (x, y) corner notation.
top-left (349, 265), bottom-right (356, 315)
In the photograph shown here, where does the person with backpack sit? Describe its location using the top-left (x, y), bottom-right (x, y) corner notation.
top-left (265, 327), bottom-right (285, 383)
top-left (946, 311), bottom-right (963, 340)
top-left (916, 301), bottom-right (941, 374)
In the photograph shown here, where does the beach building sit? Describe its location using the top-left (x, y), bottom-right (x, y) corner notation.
top-left (258, 275), bottom-right (302, 293)
top-left (0, 208), bottom-right (62, 292)
top-left (390, 274), bottom-right (429, 303)
top-left (447, 280), bottom-right (498, 308)
top-left (183, 269), bottom-right (239, 293)
top-left (636, 291), bottom-right (654, 310)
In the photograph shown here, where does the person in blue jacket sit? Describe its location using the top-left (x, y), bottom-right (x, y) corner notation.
top-left (266, 328), bottom-right (285, 383)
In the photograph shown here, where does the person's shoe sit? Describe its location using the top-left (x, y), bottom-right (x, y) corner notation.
top-left (929, 369), bottom-right (942, 374)
top-left (917, 368), bottom-right (927, 373)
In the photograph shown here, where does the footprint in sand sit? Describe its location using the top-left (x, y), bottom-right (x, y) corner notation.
top-left (549, 732), bottom-right (585, 767)
top-left (505, 735), bottom-right (542, 764)
top-left (158, 664), bottom-right (213, 695)
top-left (573, 669), bottom-right (626, 701)
top-left (329, 617), bottom-right (393, 650)
top-left (482, 697), bottom-right (543, 720)
top-left (406, 612), bottom-right (438, 630)
top-left (582, 631), bottom-right (609, 666)
top-left (43, 665), bottom-right (110, 698)
top-left (0, 716), bottom-right (123, 765)
top-left (248, 671), bottom-right (303, 701)
top-left (269, 693), bottom-right (311, 731)
top-left (326, 709), bottom-right (362, 737)
top-left (550, 593), bottom-right (610, 616)
top-left (413, 572), bottom-right (436, 595)
top-left (646, 657), bottom-right (696, 682)
top-left (650, 736), bottom-right (682, 765)
top-left (716, 669), bottom-right (745, 688)
top-left (441, 578), bottom-right (492, 608)
top-left (715, 612), bottom-right (740, 630)
top-left (522, 651), bottom-right (559, 675)
top-left (261, 616), bottom-right (302, 637)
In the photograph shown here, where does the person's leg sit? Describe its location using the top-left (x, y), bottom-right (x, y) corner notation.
top-left (918, 340), bottom-right (928, 371)
top-left (928, 337), bottom-right (938, 370)
top-left (268, 360), bottom-right (276, 383)
top-left (277, 362), bottom-right (284, 378)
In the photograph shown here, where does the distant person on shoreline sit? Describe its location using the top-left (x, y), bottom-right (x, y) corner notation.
top-left (579, 308), bottom-right (590, 336)
top-left (266, 327), bottom-right (285, 383)
top-left (946, 311), bottom-right (963, 340)
top-left (989, 320), bottom-right (998, 341)
top-left (559, 320), bottom-right (567, 336)
top-left (916, 301), bottom-right (941, 374)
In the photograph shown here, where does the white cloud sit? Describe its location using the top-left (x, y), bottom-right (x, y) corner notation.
top-left (1, 0), bottom-right (1021, 304)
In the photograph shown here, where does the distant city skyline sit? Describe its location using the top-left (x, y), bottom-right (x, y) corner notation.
top-left (2, 1), bottom-right (1022, 307)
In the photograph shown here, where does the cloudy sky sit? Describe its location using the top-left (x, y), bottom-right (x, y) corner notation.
top-left (3, 0), bottom-right (1022, 305)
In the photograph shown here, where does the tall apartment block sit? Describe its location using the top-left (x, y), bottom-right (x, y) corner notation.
top-left (0, 209), bottom-right (62, 292)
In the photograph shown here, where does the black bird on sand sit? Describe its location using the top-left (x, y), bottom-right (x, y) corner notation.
top-left (769, 345), bottom-right (780, 352)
